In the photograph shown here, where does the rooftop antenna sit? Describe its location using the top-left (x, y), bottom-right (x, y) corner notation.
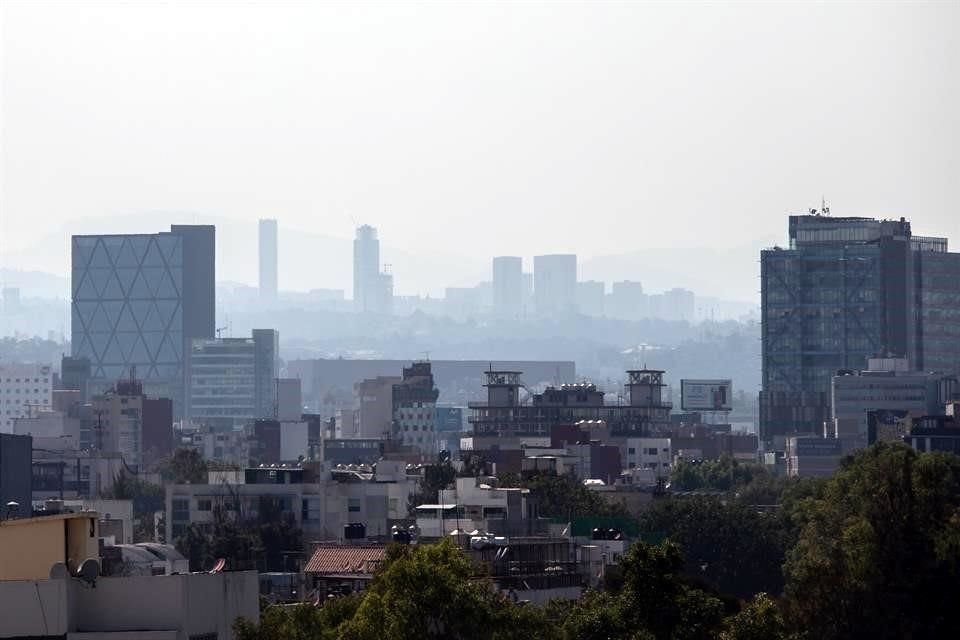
top-left (78, 558), bottom-right (100, 587)
top-left (822, 196), bottom-right (830, 216)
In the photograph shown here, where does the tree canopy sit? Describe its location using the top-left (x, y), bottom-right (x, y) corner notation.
top-left (235, 442), bottom-right (960, 640)
top-left (783, 441), bottom-right (960, 639)
top-left (502, 471), bottom-right (628, 519)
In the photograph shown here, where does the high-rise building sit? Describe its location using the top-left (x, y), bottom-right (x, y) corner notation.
top-left (913, 238), bottom-right (960, 373)
top-left (577, 281), bottom-right (605, 316)
top-left (258, 219), bottom-right (278, 300)
top-left (353, 225), bottom-right (380, 313)
top-left (91, 378), bottom-right (147, 470)
top-left (392, 362), bottom-right (439, 456)
top-left (71, 225), bottom-right (215, 415)
top-left (660, 288), bottom-right (696, 322)
top-left (492, 256), bottom-right (523, 319)
top-left (60, 356), bottom-right (91, 401)
top-left (0, 363), bottom-right (53, 433)
top-left (760, 212), bottom-right (960, 446)
top-left (534, 254), bottom-right (578, 316)
top-left (186, 329), bottom-right (279, 429)
top-left (608, 281), bottom-right (645, 320)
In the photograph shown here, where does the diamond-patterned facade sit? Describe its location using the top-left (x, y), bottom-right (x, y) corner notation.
top-left (72, 234), bottom-right (184, 405)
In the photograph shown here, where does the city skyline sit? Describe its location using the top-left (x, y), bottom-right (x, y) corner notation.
top-left (3, 2), bottom-right (958, 297)
top-left (2, 3), bottom-right (959, 635)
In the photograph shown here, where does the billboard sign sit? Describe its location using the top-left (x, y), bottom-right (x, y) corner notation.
top-left (681, 379), bottom-right (733, 411)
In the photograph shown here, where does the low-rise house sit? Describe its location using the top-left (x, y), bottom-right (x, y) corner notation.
top-left (166, 461), bottom-right (415, 543)
top-left (415, 477), bottom-right (540, 537)
top-left (304, 544), bottom-right (387, 598)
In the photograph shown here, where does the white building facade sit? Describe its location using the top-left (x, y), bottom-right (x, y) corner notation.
top-left (623, 437), bottom-right (672, 477)
top-left (0, 363), bottom-right (53, 433)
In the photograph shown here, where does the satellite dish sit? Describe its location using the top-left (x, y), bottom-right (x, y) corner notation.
top-left (78, 558), bottom-right (100, 585)
top-left (49, 562), bottom-right (69, 579)
top-left (209, 558), bottom-right (226, 574)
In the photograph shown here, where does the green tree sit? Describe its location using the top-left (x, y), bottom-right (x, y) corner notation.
top-left (104, 470), bottom-right (165, 542)
top-left (560, 541), bottom-right (727, 640)
top-left (176, 497), bottom-right (302, 572)
top-left (719, 593), bottom-right (788, 640)
top-left (618, 541), bottom-right (726, 640)
top-left (637, 497), bottom-right (788, 598)
top-left (513, 471), bottom-right (628, 519)
top-left (158, 447), bottom-right (208, 484)
top-left (559, 590), bottom-right (633, 640)
top-left (409, 460), bottom-right (457, 514)
top-left (235, 594), bottom-right (362, 640)
top-left (340, 539), bottom-right (503, 640)
top-left (783, 442), bottom-right (960, 639)
top-left (670, 455), bottom-right (768, 493)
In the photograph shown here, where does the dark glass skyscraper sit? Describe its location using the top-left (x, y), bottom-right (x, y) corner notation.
top-left (71, 225), bottom-right (215, 415)
top-left (760, 214), bottom-right (959, 447)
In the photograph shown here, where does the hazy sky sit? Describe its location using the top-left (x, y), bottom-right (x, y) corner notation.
top-left (2, 1), bottom-right (958, 291)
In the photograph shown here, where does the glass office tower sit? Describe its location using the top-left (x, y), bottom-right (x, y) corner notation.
top-left (71, 225), bottom-right (214, 415)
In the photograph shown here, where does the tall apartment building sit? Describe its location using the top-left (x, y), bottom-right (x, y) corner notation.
top-left (60, 356), bottom-right (91, 401)
top-left (0, 363), bottom-right (53, 433)
top-left (71, 225), bottom-right (215, 415)
top-left (760, 212), bottom-right (960, 446)
top-left (186, 329), bottom-right (279, 430)
top-left (392, 362), bottom-right (439, 456)
top-left (89, 378), bottom-right (172, 470)
top-left (577, 281), bottom-right (605, 316)
top-left (354, 375), bottom-right (401, 439)
top-left (258, 219), bottom-right (278, 300)
top-left (608, 281), bottom-right (645, 319)
top-left (534, 254), bottom-right (578, 316)
top-left (492, 256), bottom-right (523, 320)
top-left (352, 225), bottom-right (393, 314)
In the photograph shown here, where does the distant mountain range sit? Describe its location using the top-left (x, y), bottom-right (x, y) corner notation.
top-left (0, 212), bottom-right (766, 303)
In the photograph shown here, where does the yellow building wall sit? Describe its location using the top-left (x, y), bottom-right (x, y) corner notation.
top-left (0, 518), bottom-right (66, 580)
top-left (0, 515), bottom-right (99, 580)
top-left (66, 516), bottom-right (99, 572)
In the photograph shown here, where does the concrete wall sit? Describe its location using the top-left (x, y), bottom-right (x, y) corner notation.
top-left (0, 579), bottom-right (69, 637)
top-left (69, 632), bottom-right (177, 640)
top-left (280, 420), bottom-right (309, 461)
top-left (71, 572), bottom-right (258, 640)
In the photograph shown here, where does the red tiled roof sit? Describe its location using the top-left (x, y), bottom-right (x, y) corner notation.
top-left (304, 545), bottom-right (386, 575)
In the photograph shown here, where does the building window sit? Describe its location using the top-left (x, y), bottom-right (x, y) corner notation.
top-left (197, 499), bottom-right (212, 511)
top-left (172, 499), bottom-right (190, 522)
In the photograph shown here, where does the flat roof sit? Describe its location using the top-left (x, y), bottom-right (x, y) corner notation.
top-left (1, 511), bottom-right (97, 526)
